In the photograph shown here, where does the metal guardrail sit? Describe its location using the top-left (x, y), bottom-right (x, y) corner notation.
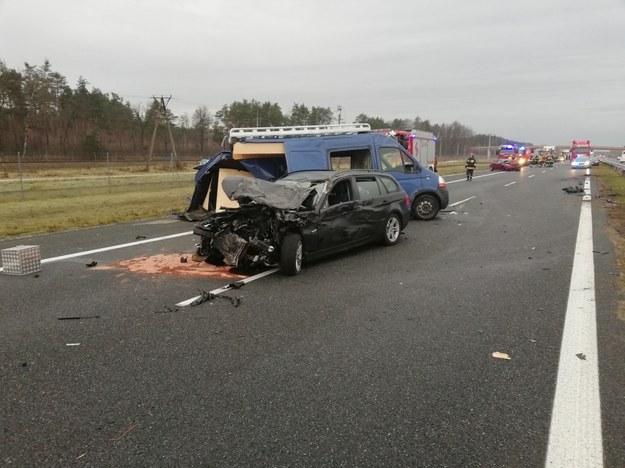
top-left (600, 158), bottom-right (625, 173)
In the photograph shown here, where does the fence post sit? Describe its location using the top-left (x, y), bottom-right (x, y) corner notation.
top-left (107, 152), bottom-right (112, 193)
top-left (17, 151), bottom-right (25, 200)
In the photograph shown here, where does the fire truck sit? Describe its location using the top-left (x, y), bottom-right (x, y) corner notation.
top-left (495, 144), bottom-right (535, 166)
top-left (495, 144), bottom-right (518, 159)
top-left (570, 140), bottom-right (591, 160)
top-left (378, 129), bottom-right (438, 171)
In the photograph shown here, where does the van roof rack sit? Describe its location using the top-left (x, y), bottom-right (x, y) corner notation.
top-left (229, 123), bottom-right (371, 141)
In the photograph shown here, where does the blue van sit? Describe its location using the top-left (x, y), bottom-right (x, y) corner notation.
top-left (185, 124), bottom-right (449, 221)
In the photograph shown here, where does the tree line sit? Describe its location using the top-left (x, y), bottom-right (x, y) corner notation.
top-left (0, 60), bottom-right (515, 163)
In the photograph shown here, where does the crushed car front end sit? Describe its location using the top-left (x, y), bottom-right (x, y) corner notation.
top-left (193, 176), bottom-right (318, 271)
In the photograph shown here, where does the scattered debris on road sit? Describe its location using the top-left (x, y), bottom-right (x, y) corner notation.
top-left (85, 261), bottom-right (97, 267)
top-left (58, 315), bottom-right (100, 320)
top-left (562, 186), bottom-right (584, 194)
top-left (190, 290), bottom-right (241, 307)
top-left (110, 422), bottom-right (137, 442)
top-left (492, 352), bottom-right (511, 360)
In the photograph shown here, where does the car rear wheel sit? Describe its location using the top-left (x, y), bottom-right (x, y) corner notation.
top-left (280, 233), bottom-right (303, 275)
top-left (382, 214), bottom-right (401, 245)
top-left (412, 194), bottom-right (439, 221)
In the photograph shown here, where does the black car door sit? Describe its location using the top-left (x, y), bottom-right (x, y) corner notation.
top-left (353, 174), bottom-right (387, 239)
top-left (316, 177), bottom-right (367, 252)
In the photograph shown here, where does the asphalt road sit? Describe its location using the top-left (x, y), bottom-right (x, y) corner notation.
top-left (1, 163), bottom-right (624, 467)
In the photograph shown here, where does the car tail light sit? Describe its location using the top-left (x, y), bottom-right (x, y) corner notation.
top-left (405, 194), bottom-right (411, 207)
top-left (438, 176), bottom-right (446, 188)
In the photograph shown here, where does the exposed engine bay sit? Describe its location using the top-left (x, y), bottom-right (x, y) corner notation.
top-left (194, 205), bottom-right (308, 270)
top-left (193, 176), bottom-right (320, 271)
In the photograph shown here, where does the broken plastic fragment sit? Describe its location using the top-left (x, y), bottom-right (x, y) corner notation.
top-left (58, 315), bottom-right (100, 320)
top-left (492, 352), bottom-right (511, 360)
top-left (86, 261), bottom-right (97, 267)
top-left (576, 353), bottom-right (587, 360)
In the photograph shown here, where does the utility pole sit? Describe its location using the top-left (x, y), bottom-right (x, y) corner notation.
top-left (147, 102), bottom-right (161, 171)
top-left (147, 95), bottom-right (178, 171)
top-left (337, 105), bottom-right (342, 125)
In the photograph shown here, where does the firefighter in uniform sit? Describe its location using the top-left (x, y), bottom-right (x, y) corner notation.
top-left (465, 153), bottom-right (477, 181)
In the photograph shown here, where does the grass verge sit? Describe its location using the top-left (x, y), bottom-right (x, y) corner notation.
top-left (0, 181), bottom-right (191, 239)
top-left (593, 164), bottom-right (625, 319)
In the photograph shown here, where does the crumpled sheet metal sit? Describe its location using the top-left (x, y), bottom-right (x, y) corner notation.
top-left (221, 175), bottom-right (314, 210)
top-left (214, 231), bottom-right (248, 266)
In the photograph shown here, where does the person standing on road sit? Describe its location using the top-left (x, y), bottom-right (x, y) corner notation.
top-left (465, 153), bottom-right (477, 180)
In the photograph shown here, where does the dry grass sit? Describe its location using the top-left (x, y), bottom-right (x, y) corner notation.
top-left (0, 179), bottom-right (192, 239)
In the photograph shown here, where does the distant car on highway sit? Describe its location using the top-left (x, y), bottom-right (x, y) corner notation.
top-left (590, 156), bottom-right (599, 166)
top-left (618, 151), bottom-right (625, 162)
top-left (571, 155), bottom-right (591, 169)
top-left (489, 159), bottom-right (520, 172)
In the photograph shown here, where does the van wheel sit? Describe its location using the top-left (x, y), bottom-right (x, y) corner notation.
top-left (412, 194), bottom-right (439, 221)
top-left (280, 233), bottom-right (303, 275)
top-left (382, 214), bottom-right (402, 246)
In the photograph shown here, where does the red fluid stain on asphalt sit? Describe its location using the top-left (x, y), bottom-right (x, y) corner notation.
top-left (104, 254), bottom-right (247, 279)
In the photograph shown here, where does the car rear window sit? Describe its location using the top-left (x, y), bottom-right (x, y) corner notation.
top-left (355, 176), bottom-right (382, 200)
top-left (378, 175), bottom-right (401, 193)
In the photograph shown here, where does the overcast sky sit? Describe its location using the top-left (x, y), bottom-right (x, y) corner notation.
top-left (1, 0), bottom-right (624, 146)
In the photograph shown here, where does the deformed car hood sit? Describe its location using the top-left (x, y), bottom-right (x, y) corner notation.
top-left (222, 175), bottom-right (316, 210)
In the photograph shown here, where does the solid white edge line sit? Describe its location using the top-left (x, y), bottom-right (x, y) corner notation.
top-left (545, 199), bottom-right (603, 466)
top-left (0, 231), bottom-right (193, 272)
top-left (504, 181), bottom-right (516, 187)
top-left (176, 268), bottom-right (280, 307)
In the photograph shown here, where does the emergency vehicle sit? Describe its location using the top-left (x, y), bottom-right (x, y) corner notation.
top-left (378, 129), bottom-right (438, 172)
top-left (570, 140), bottom-right (591, 160)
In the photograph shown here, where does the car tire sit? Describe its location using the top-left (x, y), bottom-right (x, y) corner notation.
top-left (412, 194), bottom-right (439, 221)
top-left (382, 213), bottom-right (402, 246)
top-left (280, 233), bottom-right (303, 276)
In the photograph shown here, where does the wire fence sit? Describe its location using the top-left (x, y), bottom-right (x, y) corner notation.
top-left (0, 152), bottom-right (197, 201)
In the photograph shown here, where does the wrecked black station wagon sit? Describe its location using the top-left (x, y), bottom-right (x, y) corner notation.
top-left (193, 170), bottom-right (411, 275)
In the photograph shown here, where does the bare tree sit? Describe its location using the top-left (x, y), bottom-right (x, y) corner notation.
top-left (192, 106), bottom-right (212, 155)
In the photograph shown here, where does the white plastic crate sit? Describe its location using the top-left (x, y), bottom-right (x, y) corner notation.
top-left (1, 245), bottom-right (41, 275)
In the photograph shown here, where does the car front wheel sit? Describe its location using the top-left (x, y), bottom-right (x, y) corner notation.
top-left (382, 214), bottom-right (402, 245)
top-left (280, 233), bottom-right (303, 275)
top-left (412, 194), bottom-right (440, 221)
